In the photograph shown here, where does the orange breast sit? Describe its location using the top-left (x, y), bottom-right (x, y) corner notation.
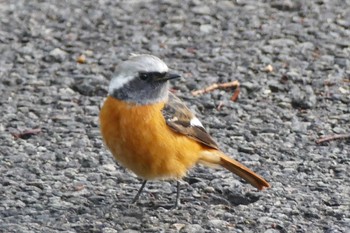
top-left (99, 96), bottom-right (204, 180)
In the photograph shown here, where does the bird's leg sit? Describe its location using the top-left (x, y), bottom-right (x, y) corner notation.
top-left (132, 180), bottom-right (147, 204)
top-left (174, 180), bottom-right (181, 208)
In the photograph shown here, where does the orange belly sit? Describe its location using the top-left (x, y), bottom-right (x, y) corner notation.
top-left (99, 96), bottom-right (204, 180)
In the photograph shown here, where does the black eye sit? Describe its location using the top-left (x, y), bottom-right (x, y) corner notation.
top-left (139, 72), bottom-right (150, 80)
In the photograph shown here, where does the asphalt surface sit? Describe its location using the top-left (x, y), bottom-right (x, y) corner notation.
top-left (0, 0), bottom-right (349, 232)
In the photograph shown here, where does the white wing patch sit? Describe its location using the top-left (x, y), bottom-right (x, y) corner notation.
top-left (190, 117), bottom-right (204, 128)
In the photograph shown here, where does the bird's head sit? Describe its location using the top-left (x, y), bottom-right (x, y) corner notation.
top-left (109, 54), bottom-right (180, 105)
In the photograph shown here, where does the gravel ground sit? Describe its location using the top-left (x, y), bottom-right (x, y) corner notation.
top-left (0, 0), bottom-right (349, 232)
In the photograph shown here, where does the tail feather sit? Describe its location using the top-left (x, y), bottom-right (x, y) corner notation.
top-left (199, 151), bottom-right (270, 190)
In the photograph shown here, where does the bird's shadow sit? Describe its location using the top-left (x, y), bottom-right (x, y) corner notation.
top-left (96, 178), bottom-right (263, 212)
top-left (184, 176), bottom-right (262, 206)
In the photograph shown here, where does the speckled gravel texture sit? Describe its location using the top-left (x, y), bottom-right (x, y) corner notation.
top-left (0, 0), bottom-right (349, 232)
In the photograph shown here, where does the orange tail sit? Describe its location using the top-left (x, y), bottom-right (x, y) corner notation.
top-left (199, 151), bottom-right (270, 190)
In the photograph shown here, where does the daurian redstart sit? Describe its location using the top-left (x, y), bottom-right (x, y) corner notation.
top-left (100, 54), bottom-right (270, 207)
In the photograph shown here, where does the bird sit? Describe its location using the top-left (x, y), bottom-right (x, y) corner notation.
top-left (99, 54), bottom-right (270, 207)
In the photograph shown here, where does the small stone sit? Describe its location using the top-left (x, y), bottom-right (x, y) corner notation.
top-left (238, 145), bottom-right (255, 154)
top-left (268, 80), bottom-right (285, 92)
top-left (120, 230), bottom-right (139, 233)
top-left (191, 5), bottom-right (211, 15)
top-left (200, 24), bottom-right (213, 34)
top-left (217, 1), bottom-right (235, 10)
top-left (263, 64), bottom-right (274, 73)
top-left (332, 127), bottom-right (346, 134)
top-left (172, 223), bottom-right (185, 231)
top-left (338, 86), bottom-right (349, 94)
top-left (291, 85), bottom-right (316, 109)
top-left (102, 227), bottom-right (119, 233)
top-left (84, 105), bottom-right (100, 115)
top-left (181, 224), bottom-right (204, 233)
top-left (102, 164), bottom-right (116, 171)
top-left (204, 186), bottom-right (215, 193)
top-left (76, 54), bottom-right (86, 64)
top-left (264, 229), bottom-right (280, 233)
top-left (271, 0), bottom-right (301, 11)
top-left (48, 48), bottom-right (67, 63)
top-left (208, 219), bottom-right (228, 228)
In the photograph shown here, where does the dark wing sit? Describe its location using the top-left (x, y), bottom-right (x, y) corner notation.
top-left (162, 92), bottom-right (219, 150)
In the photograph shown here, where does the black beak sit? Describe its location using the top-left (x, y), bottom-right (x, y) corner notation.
top-left (156, 72), bottom-right (181, 82)
top-left (166, 72), bottom-right (181, 80)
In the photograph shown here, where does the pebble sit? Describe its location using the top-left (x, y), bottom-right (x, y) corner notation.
top-left (199, 24), bottom-right (213, 34)
top-left (48, 48), bottom-right (67, 63)
top-left (191, 5), bottom-right (211, 15)
top-left (181, 224), bottom-right (204, 233)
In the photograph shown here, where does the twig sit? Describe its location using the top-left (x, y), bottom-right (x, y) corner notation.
top-left (191, 80), bottom-right (240, 96)
top-left (230, 86), bottom-right (240, 102)
top-left (12, 128), bottom-right (42, 140)
top-left (316, 133), bottom-right (350, 144)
